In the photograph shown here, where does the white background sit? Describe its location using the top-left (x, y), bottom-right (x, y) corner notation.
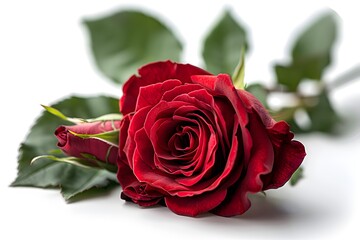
top-left (1, 1), bottom-right (359, 239)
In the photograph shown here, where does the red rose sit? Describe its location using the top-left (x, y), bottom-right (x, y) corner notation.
top-left (55, 121), bottom-right (121, 165)
top-left (117, 61), bottom-right (306, 217)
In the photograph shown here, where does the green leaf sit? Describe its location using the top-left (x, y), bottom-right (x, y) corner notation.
top-left (84, 10), bottom-right (182, 84)
top-left (274, 64), bottom-right (303, 92)
top-left (232, 46), bottom-right (246, 89)
top-left (69, 130), bottom-right (119, 147)
top-left (305, 91), bottom-right (340, 133)
top-left (31, 155), bottom-right (96, 169)
top-left (11, 96), bottom-right (120, 201)
top-left (290, 167), bottom-right (304, 186)
top-left (42, 105), bottom-right (122, 123)
top-left (275, 12), bottom-right (337, 91)
top-left (80, 153), bottom-right (118, 173)
top-left (41, 105), bottom-right (87, 124)
top-left (31, 154), bottom-right (118, 173)
top-left (292, 12), bottom-right (337, 72)
top-left (203, 10), bottom-right (248, 75)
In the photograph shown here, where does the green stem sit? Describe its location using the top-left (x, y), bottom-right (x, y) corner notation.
top-left (327, 65), bottom-right (360, 91)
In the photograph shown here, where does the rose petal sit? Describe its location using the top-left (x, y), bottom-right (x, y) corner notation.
top-left (144, 101), bottom-right (185, 137)
top-left (119, 114), bottom-right (132, 165)
top-left (238, 89), bottom-right (275, 128)
top-left (174, 115), bottom-right (242, 197)
top-left (123, 106), bottom-right (152, 169)
top-left (150, 118), bottom-right (181, 158)
top-left (213, 113), bottom-right (274, 217)
top-left (213, 97), bottom-right (236, 148)
top-left (262, 121), bottom-right (306, 190)
top-left (120, 61), bottom-right (210, 114)
top-left (135, 79), bottom-right (182, 111)
top-left (134, 128), bottom-right (214, 195)
top-left (264, 141), bottom-right (305, 190)
top-left (174, 112), bottom-right (218, 186)
top-left (55, 126), bottom-right (67, 147)
top-left (267, 121), bottom-right (294, 147)
top-left (191, 74), bottom-right (251, 163)
top-left (118, 160), bottom-right (163, 207)
top-left (162, 84), bottom-right (204, 102)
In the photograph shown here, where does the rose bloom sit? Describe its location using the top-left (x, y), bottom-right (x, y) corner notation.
top-left (55, 121), bottom-right (120, 165)
top-left (117, 61), bottom-right (306, 217)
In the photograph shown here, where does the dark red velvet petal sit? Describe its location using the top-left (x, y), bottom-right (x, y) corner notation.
top-left (120, 61), bottom-right (210, 115)
top-left (122, 181), bottom-right (163, 207)
top-left (165, 189), bottom-right (227, 217)
top-left (123, 106), bottom-right (152, 169)
top-left (143, 101), bottom-right (185, 137)
top-left (174, 113), bottom-right (217, 187)
top-left (150, 118), bottom-right (180, 159)
top-left (133, 128), bottom-right (218, 196)
top-left (174, 63), bottom-right (211, 84)
top-left (117, 160), bottom-right (138, 190)
top-left (169, 116), bottom-right (205, 174)
top-left (133, 128), bottom-right (187, 193)
top-left (213, 97), bottom-right (236, 148)
top-left (191, 74), bottom-right (251, 164)
top-left (213, 113), bottom-right (274, 217)
top-left (191, 74), bottom-right (247, 123)
top-left (173, 89), bottom-right (231, 157)
top-left (243, 116), bottom-right (274, 192)
top-left (267, 121), bottom-right (294, 147)
top-left (262, 121), bottom-right (306, 190)
top-left (263, 140), bottom-right (305, 190)
top-left (118, 160), bottom-right (163, 207)
top-left (186, 88), bottom-right (214, 106)
top-left (134, 148), bottom-right (188, 193)
top-left (173, 116), bottom-right (241, 197)
top-left (135, 79), bottom-right (182, 111)
top-left (237, 89), bottom-right (275, 128)
top-left (118, 114), bottom-right (132, 166)
top-left (162, 84), bottom-right (204, 102)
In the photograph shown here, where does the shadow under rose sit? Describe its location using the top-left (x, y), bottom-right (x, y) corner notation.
top-left (190, 191), bottom-right (341, 239)
top-left (193, 194), bottom-right (298, 223)
top-left (116, 185), bottom-right (349, 240)
top-left (239, 194), bottom-right (294, 222)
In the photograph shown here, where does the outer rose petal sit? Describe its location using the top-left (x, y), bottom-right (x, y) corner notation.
top-left (213, 113), bottom-right (274, 217)
top-left (165, 189), bottom-right (227, 217)
top-left (135, 79), bottom-right (182, 111)
top-left (237, 89), bottom-right (275, 128)
top-left (191, 74), bottom-right (251, 162)
top-left (262, 121), bottom-right (306, 190)
top-left (119, 162), bottom-right (163, 207)
top-left (123, 106), bottom-right (152, 169)
top-left (120, 61), bottom-right (210, 115)
top-left (118, 115), bottom-right (163, 206)
top-left (237, 91), bottom-right (306, 190)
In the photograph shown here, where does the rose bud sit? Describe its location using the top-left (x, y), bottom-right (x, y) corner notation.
top-left (55, 121), bottom-right (121, 165)
top-left (117, 61), bottom-right (306, 217)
